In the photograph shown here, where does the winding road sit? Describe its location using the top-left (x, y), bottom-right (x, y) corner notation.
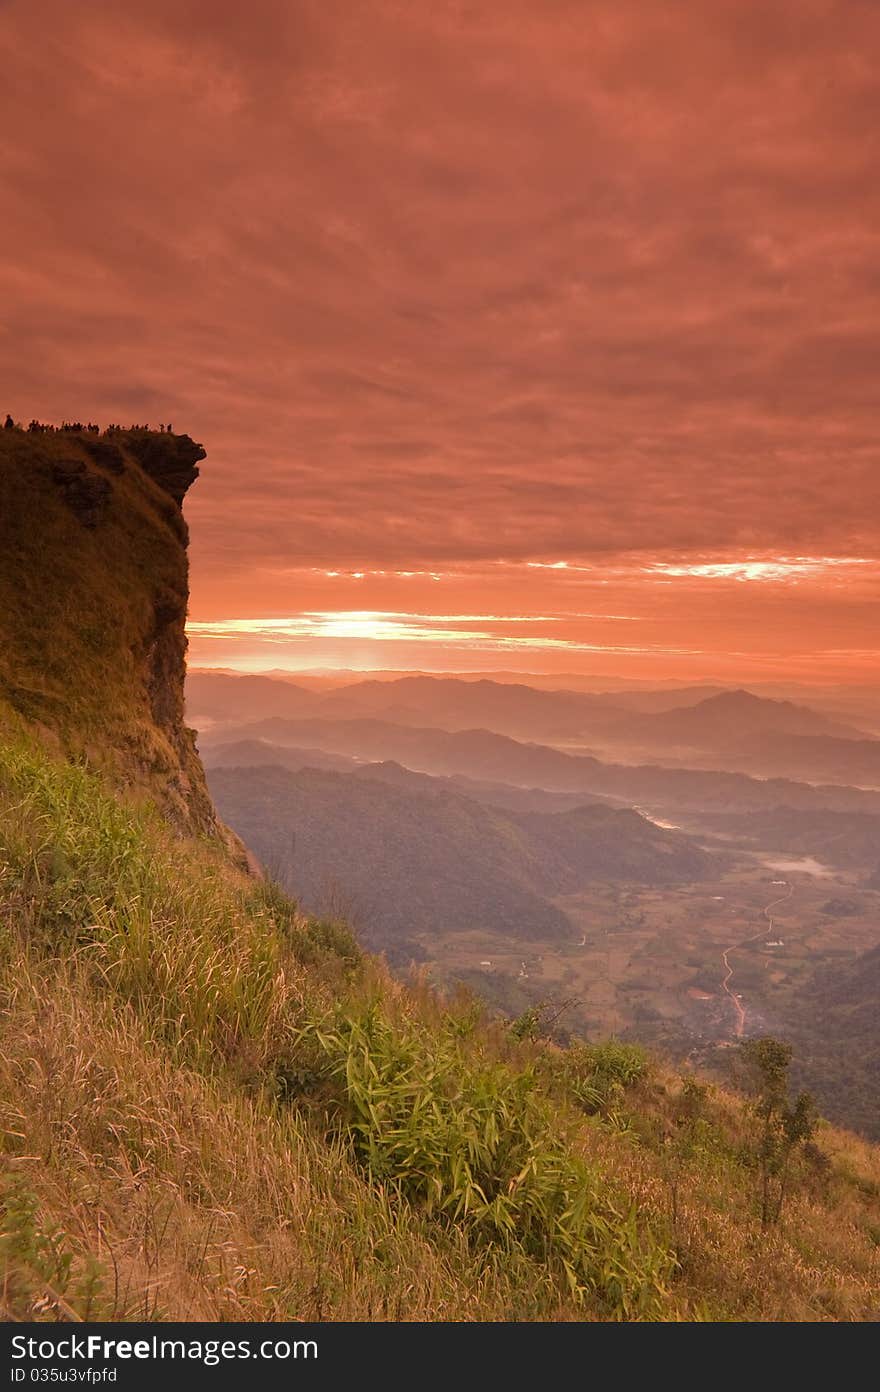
top-left (720, 881), bottom-right (794, 1038)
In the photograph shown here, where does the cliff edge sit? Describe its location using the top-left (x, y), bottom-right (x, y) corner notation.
top-left (0, 423), bottom-right (217, 834)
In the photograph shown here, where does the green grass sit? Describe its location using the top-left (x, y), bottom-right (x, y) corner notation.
top-left (0, 737), bottom-right (311, 1075)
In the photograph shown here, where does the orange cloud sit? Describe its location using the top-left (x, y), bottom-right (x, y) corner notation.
top-left (1, 2), bottom-right (878, 680)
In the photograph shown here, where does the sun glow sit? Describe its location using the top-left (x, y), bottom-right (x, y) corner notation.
top-left (186, 609), bottom-right (652, 652)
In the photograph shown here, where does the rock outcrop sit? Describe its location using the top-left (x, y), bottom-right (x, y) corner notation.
top-left (116, 429), bottom-right (206, 505)
top-left (0, 425), bottom-right (219, 836)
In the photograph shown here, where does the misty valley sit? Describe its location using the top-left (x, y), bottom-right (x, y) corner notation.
top-left (190, 669), bottom-right (880, 1141)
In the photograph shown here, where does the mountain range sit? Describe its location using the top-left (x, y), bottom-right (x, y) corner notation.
top-left (188, 671), bottom-right (878, 787)
top-left (188, 671), bottom-right (866, 739)
top-left (198, 714), bottom-right (880, 815)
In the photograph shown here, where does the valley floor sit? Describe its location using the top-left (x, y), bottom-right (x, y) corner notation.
top-left (415, 854), bottom-right (880, 1132)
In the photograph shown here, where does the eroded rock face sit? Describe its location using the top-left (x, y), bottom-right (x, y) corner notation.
top-left (115, 431), bottom-right (206, 504)
top-left (51, 457), bottom-right (112, 528)
top-left (142, 570), bottom-right (219, 835)
top-left (79, 435), bottom-right (126, 474)
top-left (0, 427), bottom-right (225, 841)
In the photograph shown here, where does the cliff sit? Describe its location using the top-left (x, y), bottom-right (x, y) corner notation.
top-left (0, 425), bottom-right (216, 833)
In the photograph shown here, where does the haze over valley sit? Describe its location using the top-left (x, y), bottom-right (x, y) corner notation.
top-left (190, 667), bottom-right (880, 1138)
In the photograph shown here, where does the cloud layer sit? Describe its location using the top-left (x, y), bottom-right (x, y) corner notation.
top-left (1, 1), bottom-right (877, 676)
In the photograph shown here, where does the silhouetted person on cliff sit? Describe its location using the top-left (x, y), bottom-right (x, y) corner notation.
top-left (4, 414), bottom-right (15, 429)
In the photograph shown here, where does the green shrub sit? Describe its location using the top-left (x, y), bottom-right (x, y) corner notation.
top-left (509, 1005), bottom-right (544, 1043)
top-left (551, 1040), bottom-right (648, 1122)
top-left (293, 1006), bottom-right (673, 1317)
top-left (0, 1175), bottom-right (104, 1320)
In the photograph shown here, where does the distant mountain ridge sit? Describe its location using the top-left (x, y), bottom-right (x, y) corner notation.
top-left (623, 688), bottom-right (866, 743)
top-left (201, 738), bottom-right (361, 775)
top-left (198, 714), bottom-right (880, 815)
top-left (188, 670), bottom-right (872, 741)
top-left (188, 671), bottom-right (876, 787)
top-left (202, 740), bottom-right (621, 815)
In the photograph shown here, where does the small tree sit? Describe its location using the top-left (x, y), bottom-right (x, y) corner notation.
top-left (740, 1037), bottom-right (817, 1229)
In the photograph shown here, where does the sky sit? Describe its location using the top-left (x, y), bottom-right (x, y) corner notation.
top-left (2, 0), bottom-right (878, 681)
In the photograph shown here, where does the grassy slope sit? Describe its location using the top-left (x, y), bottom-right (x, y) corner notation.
top-left (1, 733), bottom-right (879, 1322)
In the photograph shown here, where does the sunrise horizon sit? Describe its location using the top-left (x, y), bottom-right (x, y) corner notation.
top-left (3, 2), bottom-right (878, 700)
top-left (183, 542), bottom-right (879, 683)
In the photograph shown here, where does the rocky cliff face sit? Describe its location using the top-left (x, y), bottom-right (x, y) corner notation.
top-left (0, 424), bottom-right (221, 836)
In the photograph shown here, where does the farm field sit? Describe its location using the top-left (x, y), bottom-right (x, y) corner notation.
top-left (418, 853), bottom-right (880, 1070)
